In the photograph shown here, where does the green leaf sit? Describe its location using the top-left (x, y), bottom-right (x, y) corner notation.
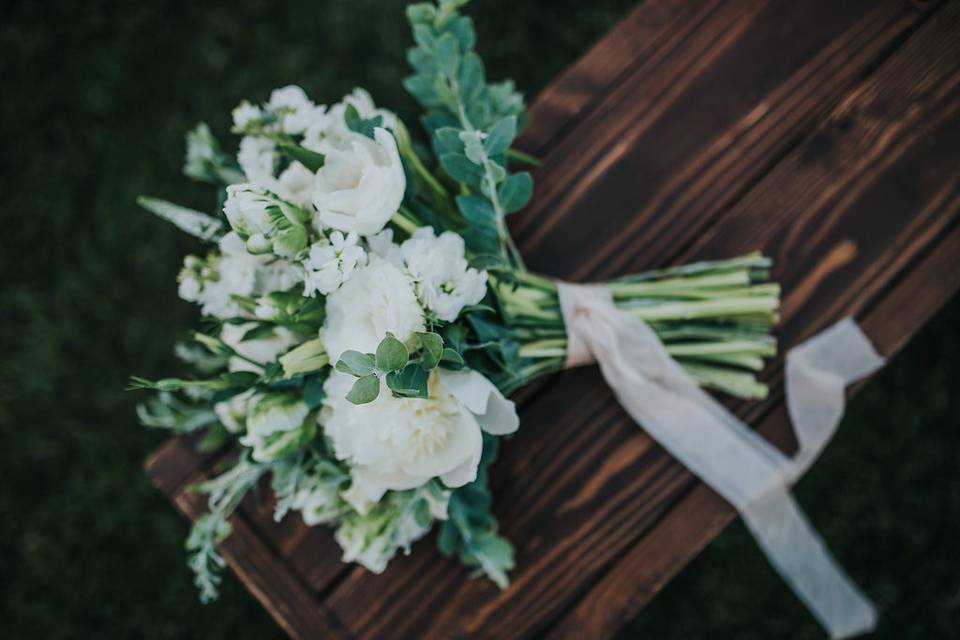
top-left (441, 152), bottom-right (484, 187)
top-left (433, 127), bottom-right (464, 155)
top-left (440, 348), bottom-right (465, 370)
top-left (435, 33), bottom-right (460, 78)
top-left (417, 332), bottom-right (444, 369)
top-left (241, 323), bottom-right (277, 342)
top-left (403, 73), bottom-right (442, 107)
top-left (457, 52), bottom-right (485, 104)
top-left (456, 194), bottom-right (500, 256)
top-left (335, 350), bottom-right (377, 377)
top-left (497, 172), bottom-right (533, 213)
top-left (302, 373), bottom-right (327, 409)
top-left (483, 116), bottom-right (516, 157)
top-left (346, 374), bottom-right (381, 404)
top-left (137, 196), bottom-right (223, 241)
top-left (343, 104), bottom-right (383, 139)
top-left (278, 144), bottom-right (325, 172)
top-left (375, 333), bottom-right (409, 371)
top-left (385, 363), bottom-right (429, 398)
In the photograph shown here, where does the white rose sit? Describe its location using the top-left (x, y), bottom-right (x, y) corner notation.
top-left (312, 128), bottom-right (405, 235)
top-left (401, 227), bottom-right (488, 322)
top-left (223, 184), bottom-right (274, 237)
top-left (320, 256), bottom-right (424, 360)
top-left (321, 368), bottom-right (518, 504)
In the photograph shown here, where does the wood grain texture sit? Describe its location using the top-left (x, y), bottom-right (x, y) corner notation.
top-left (325, 2), bottom-right (951, 638)
top-left (548, 213), bottom-right (960, 639)
top-left (518, 0), bottom-right (703, 157)
top-left (144, 0), bottom-right (959, 637)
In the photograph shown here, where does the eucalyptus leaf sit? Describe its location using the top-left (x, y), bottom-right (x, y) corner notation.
top-left (483, 116), bottom-right (516, 157)
top-left (417, 331), bottom-right (444, 369)
top-left (376, 333), bottom-right (409, 371)
top-left (346, 374), bottom-right (381, 404)
top-left (385, 363), bottom-right (429, 398)
top-left (497, 172), bottom-right (533, 213)
top-left (441, 152), bottom-right (484, 187)
top-left (336, 350), bottom-right (377, 377)
top-left (440, 348), bottom-right (465, 369)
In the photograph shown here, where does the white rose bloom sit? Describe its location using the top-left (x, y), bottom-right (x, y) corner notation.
top-left (312, 128), bottom-right (405, 235)
top-left (302, 231), bottom-right (367, 297)
top-left (237, 136), bottom-right (277, 189)
top-left (320, 256), bottom-right (424, 360)
top-left (321, 368), bottom-right (518, 504)
top-left (401, 227), bottom-right (488, 322)
top-left (223, 186), bottom-right (273, 237)
top-left (232, 101), bottom-right (262, 130)
top-left (220, 322), bottom-right (298, 373)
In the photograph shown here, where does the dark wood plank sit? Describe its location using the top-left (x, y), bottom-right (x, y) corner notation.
top-left (325, 3), bottom-right (958, 637)
top-left (549, 220), bottom-right (960, 639)
top-left (518, 0), bottom-right (703, 157)
top-left (511, 0), bottom-right (929, 275)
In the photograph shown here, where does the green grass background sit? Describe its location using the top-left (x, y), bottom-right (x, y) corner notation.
top-left (1, 0), bottom-right (957, 637)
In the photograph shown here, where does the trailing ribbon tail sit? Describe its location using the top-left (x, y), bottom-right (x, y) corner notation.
top-left (557, 282), bottom-right (885, 639)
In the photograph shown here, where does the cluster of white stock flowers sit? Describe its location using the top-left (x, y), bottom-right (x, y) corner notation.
top-left (321, 228), bottom-right (487, 359)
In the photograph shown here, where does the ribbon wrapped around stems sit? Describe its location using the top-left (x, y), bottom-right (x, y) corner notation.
top-left (557, 282), bottom-right (885, 639)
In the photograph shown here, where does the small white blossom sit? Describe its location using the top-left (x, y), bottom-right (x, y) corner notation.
top-left (267, 85), bottom-right (311, 112)
top-left (232, 101), bottom-right (262, 130)
top-left (365, 228), bottom-right (404, 269)
top-left (237, 136), bottom-right (277, 189)
top-left (302, 231), bottom-right (367, 297)
top-left (401, 227), bottom-right (488, 322)
top-left (214, 389), bottom-right (254, 433)
top-left (239, 393), bottom-right (312, 463)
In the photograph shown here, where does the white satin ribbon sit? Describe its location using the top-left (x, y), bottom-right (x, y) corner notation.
top-left (557, 283), bottom-right (885, 639)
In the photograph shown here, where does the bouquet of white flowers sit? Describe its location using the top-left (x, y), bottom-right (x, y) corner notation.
top-left (134, 0), bottom-right (779, 601)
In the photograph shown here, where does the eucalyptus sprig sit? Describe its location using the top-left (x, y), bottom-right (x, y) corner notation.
top-left (404, 0), bottom-right (532, 269)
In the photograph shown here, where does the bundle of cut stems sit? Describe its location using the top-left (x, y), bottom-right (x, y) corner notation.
top-left (494, 253), bottom-right (779, 399)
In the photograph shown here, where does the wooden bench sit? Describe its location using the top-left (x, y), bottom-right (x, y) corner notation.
top-left (145, 1), bottom-right (960, 637)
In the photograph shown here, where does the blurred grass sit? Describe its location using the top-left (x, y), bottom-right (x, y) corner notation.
top-left (0, 0), bottom-right (956, 638)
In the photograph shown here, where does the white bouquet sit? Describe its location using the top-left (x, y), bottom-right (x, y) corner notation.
top-left (134, 0), bottom-right (779, 601)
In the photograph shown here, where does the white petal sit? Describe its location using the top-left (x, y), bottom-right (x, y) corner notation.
top-left (402, 410), bottom-right (482, 480)
top-left (440, 369), bottom-right (519, 435)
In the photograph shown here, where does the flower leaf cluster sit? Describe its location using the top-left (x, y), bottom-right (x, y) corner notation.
top-left (335, 330), bottom-right (454, 404)
top-left (404, 0), bottom-right (532, 267)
